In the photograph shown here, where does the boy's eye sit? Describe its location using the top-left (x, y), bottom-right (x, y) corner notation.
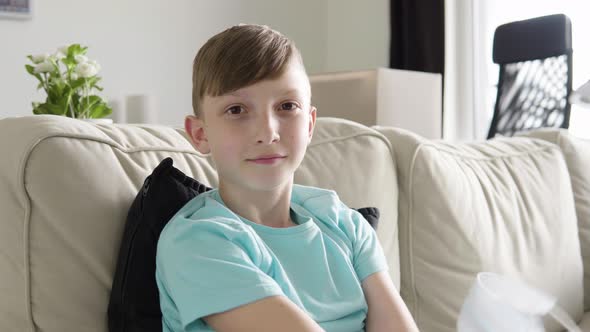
top-left (280, 102), bottom-right (298, 111)
top-left (225, 105), bottom-right (245, 115)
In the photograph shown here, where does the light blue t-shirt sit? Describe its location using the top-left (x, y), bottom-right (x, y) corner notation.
top-left (156, 184), bottom-right (388, 332)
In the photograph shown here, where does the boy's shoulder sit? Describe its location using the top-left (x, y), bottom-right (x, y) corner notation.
top-left (291, 184), bottom-right (340, 207)
top-left (159, 189), bottom-right (252, 246)
top-left (291, 185), bottom-right (364, 231)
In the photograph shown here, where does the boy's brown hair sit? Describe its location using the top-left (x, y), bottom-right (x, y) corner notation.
top-left (192, 24), bottom-right (304, 117)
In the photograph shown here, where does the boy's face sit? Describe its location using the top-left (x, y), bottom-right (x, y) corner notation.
top-left (185, 60), bottom-right (316, 193)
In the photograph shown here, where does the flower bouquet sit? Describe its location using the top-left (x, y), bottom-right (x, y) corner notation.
top-left (25, 44), bottom-right (112, 119)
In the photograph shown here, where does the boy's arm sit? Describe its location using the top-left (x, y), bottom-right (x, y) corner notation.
top-left (203, 295), bottom-right (325, 332)
top-left (362, 271), bottom-right (420, 332)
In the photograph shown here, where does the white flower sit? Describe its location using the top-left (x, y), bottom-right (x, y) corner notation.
top-left (89, 60), bottom-right (101, 71)
top-left (58, 45), bottom-right (70, 54)
top-left (71, 73), bottom-right (79, 80)
top-left (31, 53), bottom-right (50, 64)
top-left (75, 62), bottom-right (99, 78)
top-left (75, 55), bottom-right (88, 64)
top-left (34, 60), bottom-right (54, 73)
top-left (54, 51), bottom-right (66, 60)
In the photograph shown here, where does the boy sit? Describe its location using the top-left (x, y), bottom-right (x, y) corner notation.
top-left (156, 24), bottom-right (418, 331)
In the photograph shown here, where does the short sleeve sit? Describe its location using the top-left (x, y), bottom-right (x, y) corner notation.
top-left (343, 206), bottom-right (389, 282)
top-left (156, 216), bottom-right (284, 329)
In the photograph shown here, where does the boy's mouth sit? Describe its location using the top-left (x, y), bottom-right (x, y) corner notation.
top-left (247, 154), bottom-right (286, 164)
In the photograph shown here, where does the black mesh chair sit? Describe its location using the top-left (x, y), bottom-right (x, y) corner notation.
top-left (487, 14), bottom-right (573, 139)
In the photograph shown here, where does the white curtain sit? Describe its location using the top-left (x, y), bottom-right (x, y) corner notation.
top-left (443, 0), bottom-right (491, 141)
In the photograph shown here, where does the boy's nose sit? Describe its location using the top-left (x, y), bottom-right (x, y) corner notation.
top-left (255, 112), bottom-right (280, 144)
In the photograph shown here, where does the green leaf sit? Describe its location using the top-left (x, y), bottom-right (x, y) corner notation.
top-left (25, 64), bottom-right (35, 74)
top-left (46, 89), bottom-right (58, 102)
top-left (33, 105), bottom-right (46, 115)
top-left (68, 44), bottom-right (88, 57)
top-left (62, 57), bottom-right (76, 67)
top-left (50, 79), bottom-right (64, 96)
top-left (78, 95), bottom-right (103, 117)
top-left (26, 64), bottom-right (44, 83)
top-left (88, 103), bottom-right (106, 119)
top-left (45, 102), bottom-right (67, 116)
top-left (68, 44), bottom-right (79, 55)
top-left (32, 102), bottom-right (45, 115)
top-left (33, 102), bottom-right (63, 116)
top-left (81, 95), bottom-right (102, 109)
top-left (88, 102), bottom-right (112, 118)
top-left (69, 77), bottom-right (86, 90)
top-left (71, 93), bottom-right (82, 109)
top-left (85, 76), bottom-right (100, 88)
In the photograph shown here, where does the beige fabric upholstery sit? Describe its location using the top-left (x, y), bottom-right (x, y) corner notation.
top-left (522, 129), bottom-right (590, 312)
top-left (3, 114), bottom-right (587, 331)
top-left (577, 311), bottom-right (590, 331)
top-left (0, 115), bottom-right (399, 331)
top-left (374, 126), bottom-right (583, 332)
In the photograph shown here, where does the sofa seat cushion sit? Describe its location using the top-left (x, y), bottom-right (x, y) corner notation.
top-left (375, 126), bottom-right (583, 332)
top-left (523, 129), bottom-right (590, 312)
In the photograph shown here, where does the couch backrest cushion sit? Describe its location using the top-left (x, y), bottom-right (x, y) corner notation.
top-left (0, 115), bottom-right (398, 332)
top-left (523, 129), bottom-right (590, 311)
top-left (374, 126), bottom-right (583, 332)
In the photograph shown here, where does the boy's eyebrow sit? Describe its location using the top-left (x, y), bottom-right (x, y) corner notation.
top-left (225, 91), bottom-right (247, 98)
top-left (224, 88), bottom-right (304, 99)
top-left (279, 89), bottom-right (303, 96)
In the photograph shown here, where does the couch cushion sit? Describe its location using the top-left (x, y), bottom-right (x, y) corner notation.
top-left (576, 311), bottom-right (590, 331)
top-left (374, 126), bottom-right (583, 332)
top-left (0, 115), bottom-right (399, 331)
top-left (522, 129), bottom-right (590, 312)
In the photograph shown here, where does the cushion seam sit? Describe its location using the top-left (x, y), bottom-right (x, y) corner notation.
top-left (309, 131), bottom-right (389, 147)
top-left (419, 142), bottom-right (560, 160)
top-left (407, 144), bottom-right (423, 323)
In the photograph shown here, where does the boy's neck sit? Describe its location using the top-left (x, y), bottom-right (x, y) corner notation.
top-left (218, 181), bottom-right (296, 228)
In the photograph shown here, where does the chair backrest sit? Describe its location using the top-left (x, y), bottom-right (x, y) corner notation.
top-left (487, 14), bottom-right (573, 139)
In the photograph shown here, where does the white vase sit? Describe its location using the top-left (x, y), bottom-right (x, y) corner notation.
top-left (457, 272), bottom-right (580, 332)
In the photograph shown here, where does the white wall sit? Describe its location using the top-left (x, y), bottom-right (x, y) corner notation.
top-left (324, 0), bottom-right (389, 73)
top-left (0, 0), bottom-right (389, 126)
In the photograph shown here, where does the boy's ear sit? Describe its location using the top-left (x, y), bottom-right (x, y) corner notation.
top-left (184, 115), bottom-right (211, 154)
top-left (308, 106), bottom-right (317, 142)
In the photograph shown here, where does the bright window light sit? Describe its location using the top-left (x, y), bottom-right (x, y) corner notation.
top-left (484, 0), bottom-right (590, 138)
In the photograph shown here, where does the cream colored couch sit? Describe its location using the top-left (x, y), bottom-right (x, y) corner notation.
top-left (0, 114), bottom-right (589, 331)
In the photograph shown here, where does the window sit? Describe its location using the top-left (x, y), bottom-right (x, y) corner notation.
top-left (482, 0), bottom-right (590, 138)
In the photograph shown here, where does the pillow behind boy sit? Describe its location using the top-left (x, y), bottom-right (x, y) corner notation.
top-left (107, 157), bottom-right (380, 332)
